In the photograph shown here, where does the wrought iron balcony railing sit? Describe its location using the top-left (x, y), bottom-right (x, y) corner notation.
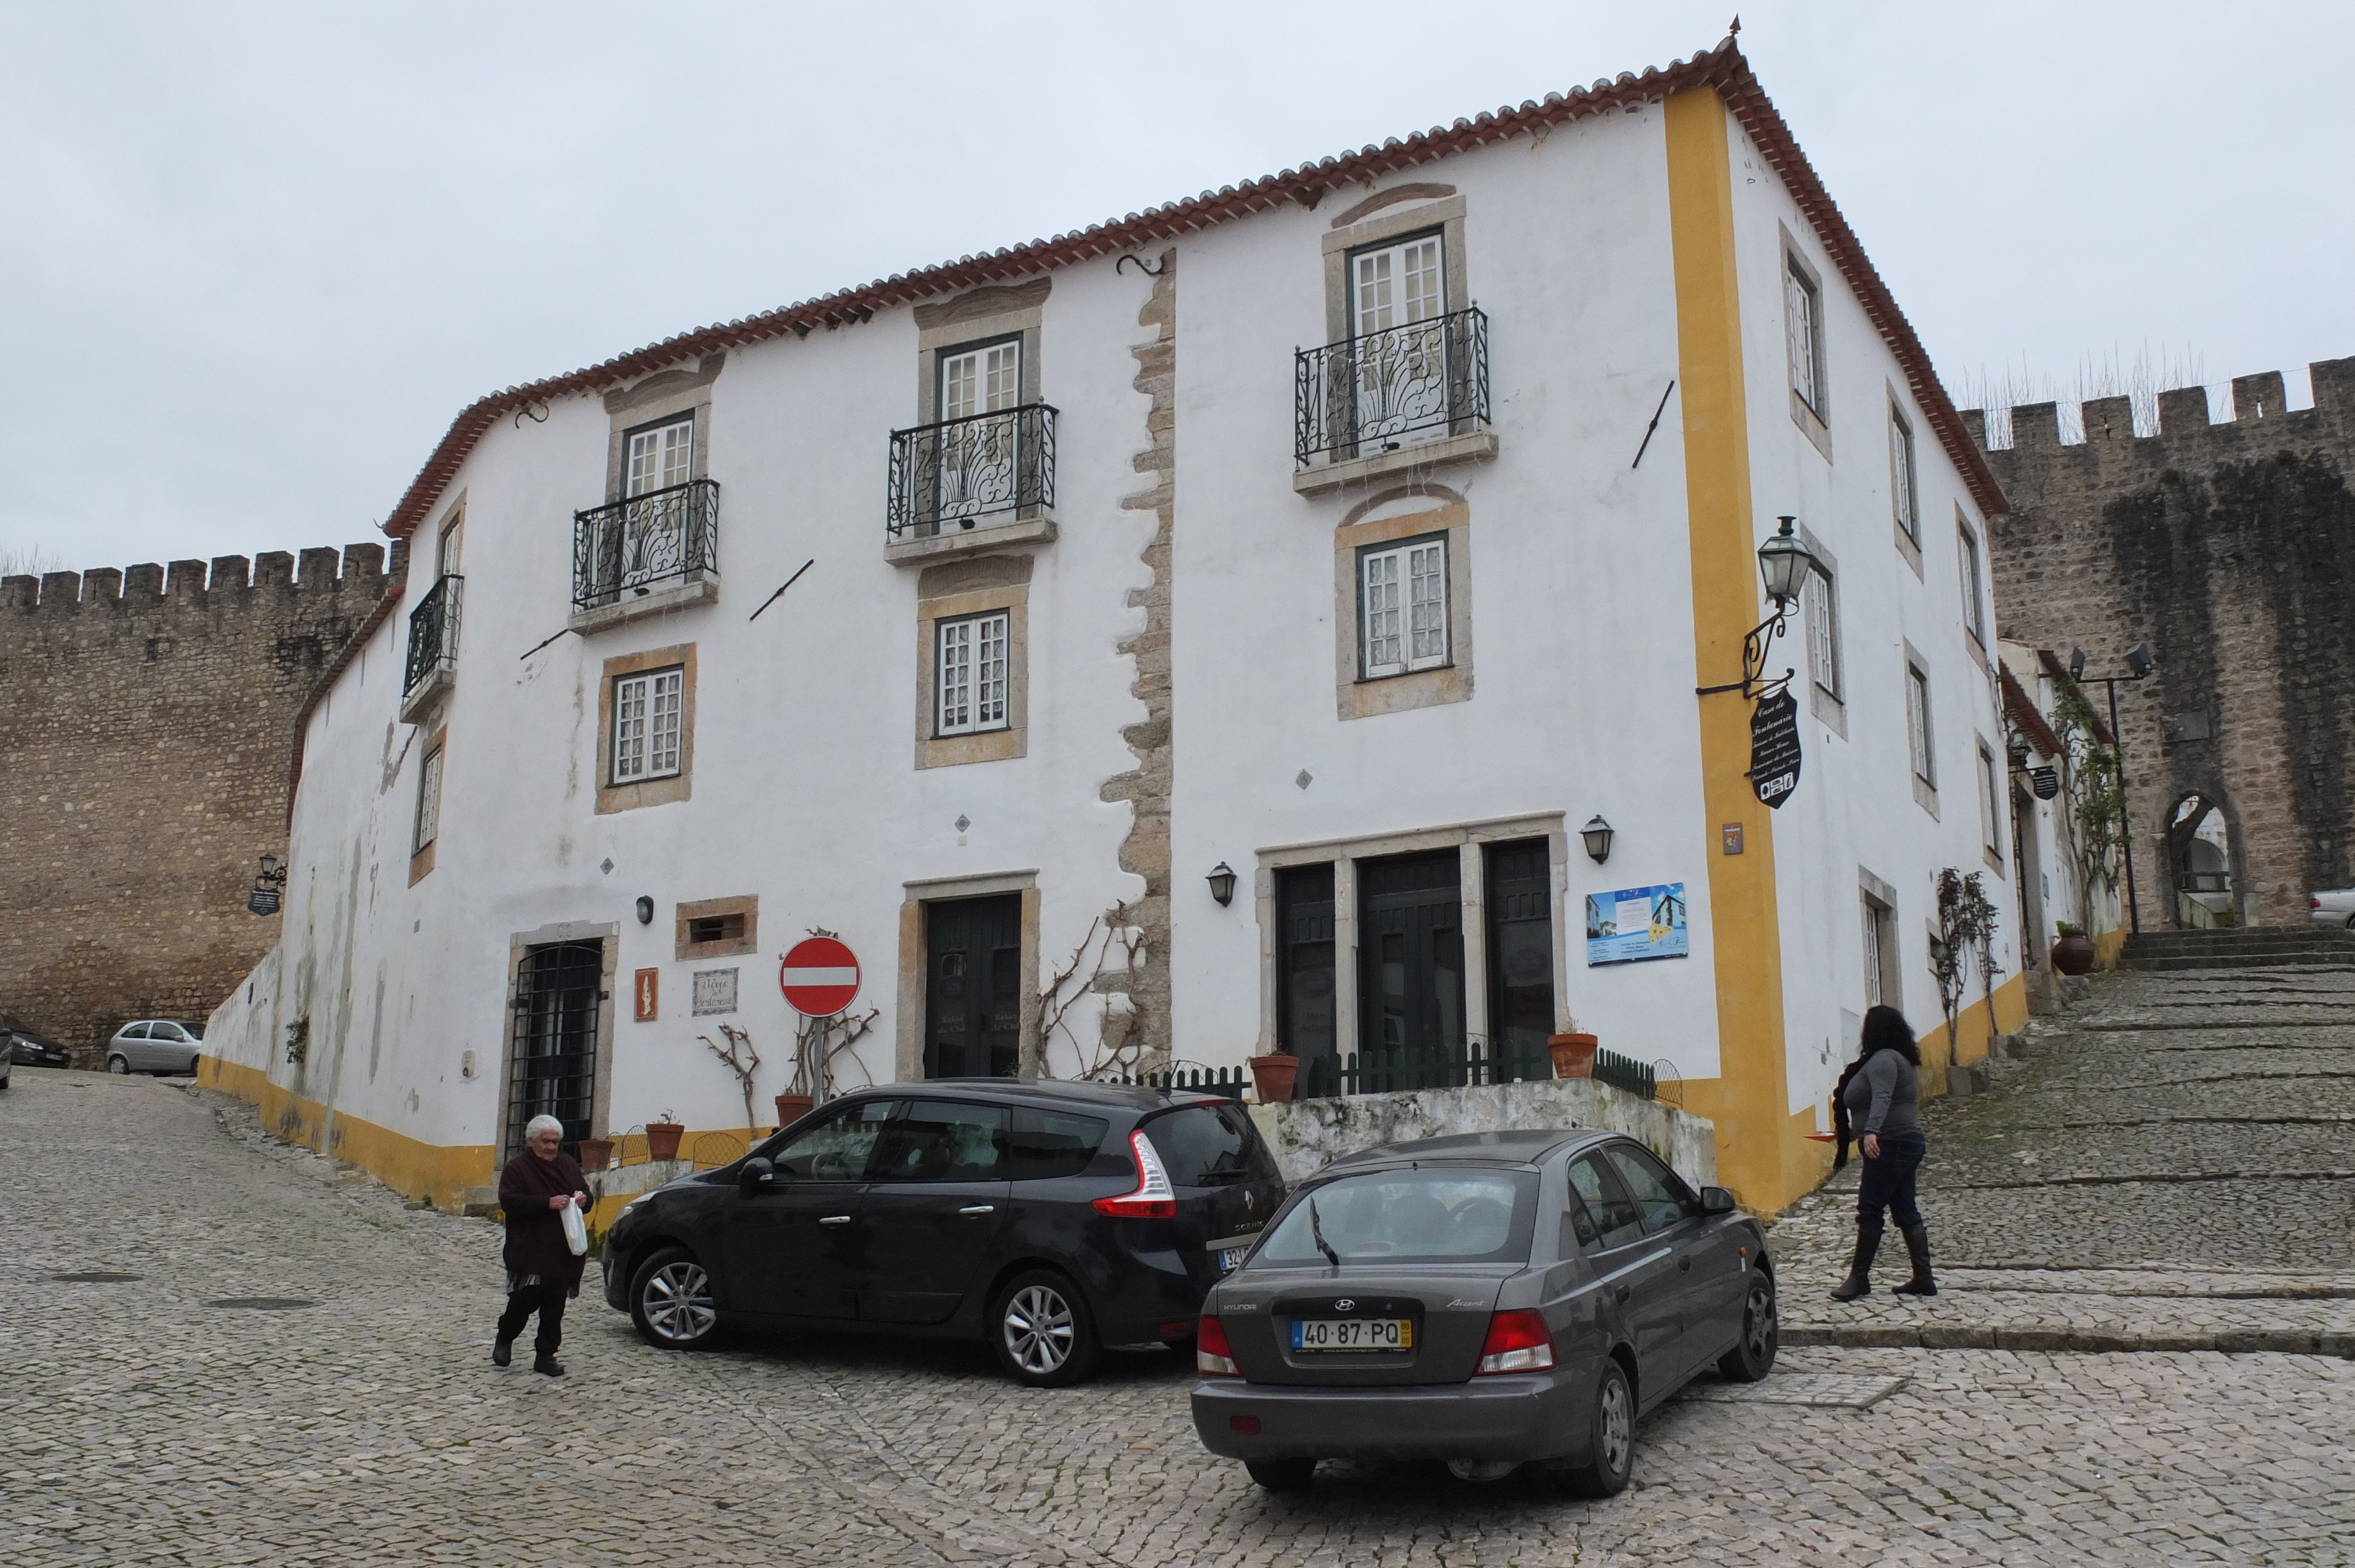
top-left (888, 403), bottom-right (1057, 540)
top-left (1295, 305), bottom-right (1491, 467)
top-left (572, 479), bottom-right (719, 611)
top-left (403, 573), bottom-right (462, 697)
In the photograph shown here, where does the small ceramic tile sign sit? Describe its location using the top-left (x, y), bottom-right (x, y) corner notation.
top-left (633, 968), bottom-right (659, 1022)
top-left (1585, 883), bottom-right (1689, 966)
top-left (692, 968), bottom-right (740, 1016)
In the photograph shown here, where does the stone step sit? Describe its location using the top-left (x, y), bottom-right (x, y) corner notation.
top-left (2131, 952), bottom-right (2355, 972)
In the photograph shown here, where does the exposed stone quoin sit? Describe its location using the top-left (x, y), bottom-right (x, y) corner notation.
top-left (1976, 356), bottom-right (2355, 928)
top-left (0, 542), bottom-right (402, 1060)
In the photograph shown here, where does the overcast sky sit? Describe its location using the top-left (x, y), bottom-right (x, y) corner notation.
top-left (3, 0), bottom-right (2349, 572)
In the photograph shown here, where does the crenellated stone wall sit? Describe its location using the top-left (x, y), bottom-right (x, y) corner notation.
top-left (0, 543), bottom-right (402, 1060)
top-left (1973, 356), bottom-right (2355, 929)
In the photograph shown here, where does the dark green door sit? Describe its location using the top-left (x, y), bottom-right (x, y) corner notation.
top-left (923, 893), bottom-right (1021, 1079)
top-left (1358, 851), bottom-right (1465, 1081)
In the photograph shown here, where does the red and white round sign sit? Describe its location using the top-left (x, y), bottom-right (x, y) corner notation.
top-left (780, 936), bottom-right (861, 1017)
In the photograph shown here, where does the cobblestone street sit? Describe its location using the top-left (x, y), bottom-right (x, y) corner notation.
top-left (5, 959), bottom-right (2353, 1566)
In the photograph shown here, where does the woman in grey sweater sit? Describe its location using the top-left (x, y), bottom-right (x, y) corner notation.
top-left (1829, 1005), bottom-right (1935, 1300)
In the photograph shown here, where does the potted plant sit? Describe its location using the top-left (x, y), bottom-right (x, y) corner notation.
top-left (773, 1092), bottom-right (814, 1130)
top-left (2051, 922), bottom-right (2097, 976)
top-left (644, 1111), bottom-right (686, 1162)
top-left (1549, 1024), bottom-right (1599, 1080)
top-left (1248, 1048), bottom-right (1299, 1104)
top-left (577, 1137), bottom-right (615, 1174)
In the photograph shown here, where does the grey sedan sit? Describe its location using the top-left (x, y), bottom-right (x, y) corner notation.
top-left (1190, 1129), bottom-right (1774, 1495)
top-left (104, 1019), bottom-right (204, 1075)
top-left (2311, 887), bottom-right (2355, 930)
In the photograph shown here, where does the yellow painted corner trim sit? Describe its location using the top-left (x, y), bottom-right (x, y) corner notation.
top-left (197, 1055), bottom-right (495, 1213)
top-left (1664, 84), bottom-right (1789, 1212)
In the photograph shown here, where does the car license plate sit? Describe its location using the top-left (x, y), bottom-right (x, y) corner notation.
top-left (1216, 1248), bottom-right (1248, 1274)
top-left (1291, 1317), bottom-right (1411, 1352)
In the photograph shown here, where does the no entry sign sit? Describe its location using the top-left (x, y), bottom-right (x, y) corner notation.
top-left (780, 936), bottom-right (861, 1017)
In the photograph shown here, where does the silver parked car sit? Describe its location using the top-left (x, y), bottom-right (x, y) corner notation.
top-left (2311, 887), bottom-right (2355, 930)
top-left (1190, 1129), bottom-right (1774, 1495)
top-left (104, 1019), bottom-right (204, 1075)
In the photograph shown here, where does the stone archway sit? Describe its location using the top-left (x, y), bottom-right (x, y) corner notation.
top-left (2165, 792), bottom-right (2240, 929)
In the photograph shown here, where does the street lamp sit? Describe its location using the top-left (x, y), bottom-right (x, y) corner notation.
top-left (2065, 643), bottom-right (2157, 934)
top-left (1581, 816), bottom-right (1616, 865)
top-left (248, 853), bottom-right (288, 917)
top-left (1206, 862), bottom-right (1237, 907)
top-left (1696, 516), bottom-right (1821, 699)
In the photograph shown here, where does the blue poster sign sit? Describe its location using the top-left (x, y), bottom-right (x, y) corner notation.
top-left (1584, 883), bottom-right (1689, 966)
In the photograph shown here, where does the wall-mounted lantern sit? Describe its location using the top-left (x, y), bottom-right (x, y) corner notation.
top-left (1697, 515), bottom-right (1822, 700)
top-left (1206, 862), bottom-right (1238, 906)
top-left (1580, 816), bottom-right (1615, 865)
top-left (247, 853), bottom-right (287, 917)
top-left (635, 896), bottom-right (655, 925)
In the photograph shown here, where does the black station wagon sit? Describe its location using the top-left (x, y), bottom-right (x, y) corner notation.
top-left (601, 1080), bottom-right (1285, 1385)
top-left (1190, 1129), bottom-right (1774, 1493)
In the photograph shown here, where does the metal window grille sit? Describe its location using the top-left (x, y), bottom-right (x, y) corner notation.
top-left (414, 746), bottom-right (443, 853)
top-left (402, 574), bottom-right (462, 697)
top-left (506, 942), bottom-right (602, 1158)
top-left (572, 480), bottom-right (719, 610)
top-left (1296, 305), bottom-right (1489, 467)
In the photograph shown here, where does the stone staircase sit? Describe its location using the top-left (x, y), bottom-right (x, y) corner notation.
top-left (2123, 925), bottom-right (2355, 972)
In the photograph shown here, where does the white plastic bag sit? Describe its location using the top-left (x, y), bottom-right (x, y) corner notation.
top-left (559, 1199), bottom-right (589, 1257)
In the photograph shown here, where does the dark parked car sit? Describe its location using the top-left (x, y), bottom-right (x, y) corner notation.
top-left (8, 1031), bottom-right (72, 1069)
top-left (601, 1080), bottom-right (1286, 1386)
top-left (1190, 1129), bottom-right (1775, 1494)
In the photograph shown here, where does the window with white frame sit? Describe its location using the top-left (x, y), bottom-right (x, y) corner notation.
top-left (1360, 536), bottom-right (1448, 678)
top-left (1890, 406), bottom-right (1920, 543)
top-left (1977, 741), bottom-right (2004, 862)
top-left (1906, 662), bottom-right (1936, 788)
top-left (1351, 233), bottom-right (1450, 447)
top-left (626, 416), bottom-right (694, 498)
top-left (1786, 258), bottom-right (1825, 417)
top-left (1862, 896), bottom-right (1891, 1006)
top-left (940, 339), bottom-right (1021, 421)
top-left (936, 611), bottom-right (1010, 736)
top-left (611, 667), bottom-right (685, 783)
top-left (1805, 566), bottom-right (1842, 700)
top-left (1958, 521), bottom-right (1988, 642)
top-left (414, 744), bottom-right (443, 854)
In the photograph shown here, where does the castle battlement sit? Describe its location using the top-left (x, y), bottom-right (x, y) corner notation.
top-left (1, 539), bottom-right (405, 616)
top-left (1967, 356), bottom-right (2354, 463)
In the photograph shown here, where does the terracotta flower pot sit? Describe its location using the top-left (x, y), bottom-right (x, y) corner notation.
top-left (1249, 1054), bottom-right (1299, 1105)
top-left (577, 1137), bottom-right (615, 1174)
top-left (774, 1093), bottom-right (814, 1130)
top-left (2051, 931), bottom-right (2097, 976)
top-left (1549, 1034), bottom-right (1599, 1080)
top-left (644, 1122), bottom-right (686, 1162)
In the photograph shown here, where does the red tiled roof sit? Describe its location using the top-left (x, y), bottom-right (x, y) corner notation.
top-left (377, 37), bottom-right (2005, 539)
top-left (2000, 665), bottom-right (2065, 759)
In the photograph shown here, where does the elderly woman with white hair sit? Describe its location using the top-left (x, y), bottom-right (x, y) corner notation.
top-left (494, 1114), bottom-right (590, 1376)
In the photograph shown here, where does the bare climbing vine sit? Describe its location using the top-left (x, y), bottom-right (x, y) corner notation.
top-left (789, 1007), bottom-right (879, 1100)
top-left (1035, 901), bottom-right (1151, 1081)
top-left (699, 1023), bottom-right (761, 1134)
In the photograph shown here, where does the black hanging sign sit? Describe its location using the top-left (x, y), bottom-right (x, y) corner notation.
top-left (247, 888), bottom-right (281, 917)
top-left (1748, 687), bottom-right (1803, 808)
top-left (2030, 766), bottom-right (2060, 800)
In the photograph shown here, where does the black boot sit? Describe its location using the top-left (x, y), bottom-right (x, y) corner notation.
top-left (492, 1337), bottom-right (513, 1368)
top-left (1829, 1219), bottom-right (1883, 1301)
top-left (532, 1352), bottom-right (566, 1377)
top-left (1891, 1224), bottom-right (1937, 1296)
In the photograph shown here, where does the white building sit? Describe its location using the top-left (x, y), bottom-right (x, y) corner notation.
top-left (203, 38), bottom-right (2030, 1216)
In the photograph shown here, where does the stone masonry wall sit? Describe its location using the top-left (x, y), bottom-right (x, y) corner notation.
top-left (1974, 357), bottom-right (2355, 928)
top-left (0, 543), bottom-right (400, 1061)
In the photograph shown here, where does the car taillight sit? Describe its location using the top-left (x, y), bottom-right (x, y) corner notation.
top-left (2316, 898), bottom-right (2325, 910)
top-left (1475, 1309), bottom-right (1555, 1375)
top-left (1196, 1314), bottom-right (1240, 1376)
top-left (1092, 1129), bottom-right (1178, 1218)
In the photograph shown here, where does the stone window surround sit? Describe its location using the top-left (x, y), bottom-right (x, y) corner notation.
top-left (885, 280), bottom-right (1058, 565)
top-left (913, 555), bottom-right (1030, 768)
top-left (1781, 223), bottom-right (1832, 462)
top-left (602, 356), bottom-right (722, 504)
top-left (675, 893), bottom-right (758, 961)
top-left (1975, 735), bottom-right (2006, 872)
top-left (892, 868), bottom-right (1042, 1081)
top-left (595, 642), bottom-right (696, 815)
top-left (1251, 811), bottom-right (1569, 1059)
top-left (1796, 519), bottom-right (1845, 739)
top-left (496, 921), bottom-right (619, 1157)
top-left (1956, 507), bottom-right (1989, 651)
top-left (1332, 488), bottom-right (1473, 720)
top-left (434, 496), bottom-right (465, 579)
top-left (1903, 639), bottom-right (1939, 819)
top-left (408, 725), bottom-right (446, 886)
top-left (1858, 868), bottom-right (1902, 1009)
top-left (1888, 386), bottom-right (1925, 579)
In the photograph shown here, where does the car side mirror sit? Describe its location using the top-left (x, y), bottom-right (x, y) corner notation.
top-left (739, 1156), bottom-right (775, 1192)
top-left (1699, 1186), bottom-right (1737, 1214)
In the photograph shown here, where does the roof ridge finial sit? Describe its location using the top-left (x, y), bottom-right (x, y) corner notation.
top-left (1729, 14), bottom-right (1740, 35)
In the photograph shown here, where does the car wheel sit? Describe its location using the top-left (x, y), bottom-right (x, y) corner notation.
top-left (1716, 1271), bottom-right (1779, 1383)
top-left (990, 1268), bottom-right (1102, 1387)
top-left (629, 1246), bottom-right (719, 1350)
top-left (107, 1055), bottom-right (130, 1075)
top-left (1244, 1458), bottom-right (1316, 1491)
top-left (1561, 1358), bottom-right (1636, 1499)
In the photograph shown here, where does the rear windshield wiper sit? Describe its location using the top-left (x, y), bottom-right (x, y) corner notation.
top-left (1309, 1196), bottom-right (1341, 1269)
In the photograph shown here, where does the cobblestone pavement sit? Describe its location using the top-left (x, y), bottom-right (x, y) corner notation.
top-left (1778, 964), bottom-right (2355, 1355)
top-left (6, 1041), bottom-right (2355, 1567)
